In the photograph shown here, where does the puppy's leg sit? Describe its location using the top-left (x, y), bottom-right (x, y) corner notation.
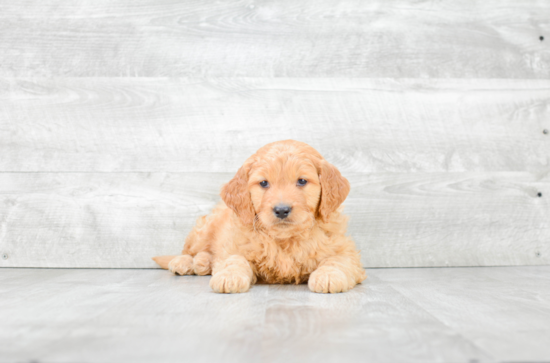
top-left (209, 255), bottom-right (256, 293)
top-left (308, 254), bottom-right (366, 294)
top-left (168, 255), bottom-right (195, 275)
top-left (193, 252), bottom-right (213, 275)
top-left (158, 252), bottom-right (212, 276)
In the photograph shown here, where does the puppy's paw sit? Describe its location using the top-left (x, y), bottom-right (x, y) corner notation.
top-left (193, 252), bottom-right (212, 276)
top-left (168, 255), bottom-right (194, 275)
top-left (308, 266), bottom-right (352, 293)
top-left (209, 269), bottom-right (251, 293)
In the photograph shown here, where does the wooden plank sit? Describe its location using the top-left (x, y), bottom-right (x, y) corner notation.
top-left (0, 268), bottom-right (269, 363)
top-left (374, 267), bottom-right (550, 361)
top-left (0, 172), bottom-right (222, 268)
top-left (351, 171), bottom-right (550, 267)
top-left (262, 280), bottom-right (493, 362)
top-left (0, 0), bottom-right (548, 78)
top-left (0, 171), bottom-right (548, 268)
top-left (4, 267), bottom-right (550, 362)
top-left (1, 78), bottom-right (549, 173)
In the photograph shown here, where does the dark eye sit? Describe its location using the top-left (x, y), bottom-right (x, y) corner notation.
top-left (297, 179), bottom-right (308, 186)
top-left (260, 180), bottom-right (269, 188)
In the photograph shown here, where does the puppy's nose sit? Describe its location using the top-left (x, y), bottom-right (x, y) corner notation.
top-left (273, 204), bottom-right (292, 219)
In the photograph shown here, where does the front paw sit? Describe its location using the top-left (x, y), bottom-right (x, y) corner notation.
top-left (209, 269), bottom-right (252, 294)
top-left (308, 266), bottom-right (351, 293)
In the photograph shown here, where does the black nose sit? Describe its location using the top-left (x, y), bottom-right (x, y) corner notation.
top-left (273, 205), bottom-right (292, 219)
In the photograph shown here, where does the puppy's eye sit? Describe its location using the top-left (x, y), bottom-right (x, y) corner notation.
top-left (259, 180), bottom-right (269, 188)
top-left (297, 179), bottom-right (308, 186)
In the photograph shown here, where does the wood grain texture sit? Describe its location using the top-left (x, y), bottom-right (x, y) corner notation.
top-left (261, 282), bottom-right (492, 363)
top-left (0, 171), bottom-right (548, 268)
top-left (0, 0), bottom-right (548, 77)
top-left (1, 1), bottom-right (549, 272)
top-left (1, 78), bottom-right (549, 173)
top-left (0, 268), bottom-right (269, 363)
top-left (374, 267), bottom-right (550, 362)
top-left (2, 267), bottom-right (550, 362)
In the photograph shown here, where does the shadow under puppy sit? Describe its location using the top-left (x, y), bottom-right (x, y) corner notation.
top-left (153, 140), bottom-right (366, 293)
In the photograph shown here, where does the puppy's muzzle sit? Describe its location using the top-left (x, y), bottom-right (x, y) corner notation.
top-left (273, 204), bottom-right (292, 219)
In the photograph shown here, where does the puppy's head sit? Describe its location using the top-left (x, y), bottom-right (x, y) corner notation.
top-left (221, 140), bottom-right (350, 237)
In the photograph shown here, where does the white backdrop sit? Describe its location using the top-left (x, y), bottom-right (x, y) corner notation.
top-left (1, 1), bottom-right (549, 268)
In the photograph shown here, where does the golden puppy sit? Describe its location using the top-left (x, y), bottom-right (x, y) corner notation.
top-left (153, 140), bottom-right (366, 293)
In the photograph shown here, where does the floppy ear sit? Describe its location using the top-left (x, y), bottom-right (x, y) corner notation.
top-left (221, 164), bottom-right (256, 226)
top-left (317, 160), bottom-right (350, 222)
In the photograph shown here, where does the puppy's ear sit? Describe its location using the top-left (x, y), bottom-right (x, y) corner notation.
top-left (317, 160), bottom-right (350, 222)
top-left (221, 164), bottom-right (255, 226)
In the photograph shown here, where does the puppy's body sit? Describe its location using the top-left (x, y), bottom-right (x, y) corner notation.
top-left (154, 140), bottom-right (366, 293)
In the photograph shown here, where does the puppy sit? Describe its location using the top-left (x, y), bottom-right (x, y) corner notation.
top-left (153, 140), bottom-right (366, 293)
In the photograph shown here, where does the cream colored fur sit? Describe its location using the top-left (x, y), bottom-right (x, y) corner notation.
top-left (153, 140), bottom-right (366, 293)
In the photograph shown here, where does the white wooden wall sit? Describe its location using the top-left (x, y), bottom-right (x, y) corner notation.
top-left (0, 0), bottom-right (549, 268)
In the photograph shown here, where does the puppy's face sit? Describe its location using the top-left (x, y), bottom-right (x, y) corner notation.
top-left (221, 140), bottom-right (350, 238)
top-left (248, 155), bottom-right (321, 236)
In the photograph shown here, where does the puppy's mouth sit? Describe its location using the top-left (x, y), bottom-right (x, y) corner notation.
top-left (272, 216), bottom-right (311, 229)
top-left (273, 220), bottom-right (296, 227)
top-left (257, 211), bottom-right (311, 232)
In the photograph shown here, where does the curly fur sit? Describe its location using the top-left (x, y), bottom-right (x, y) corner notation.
top-left (153, 140), bottom-right (366, 293)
